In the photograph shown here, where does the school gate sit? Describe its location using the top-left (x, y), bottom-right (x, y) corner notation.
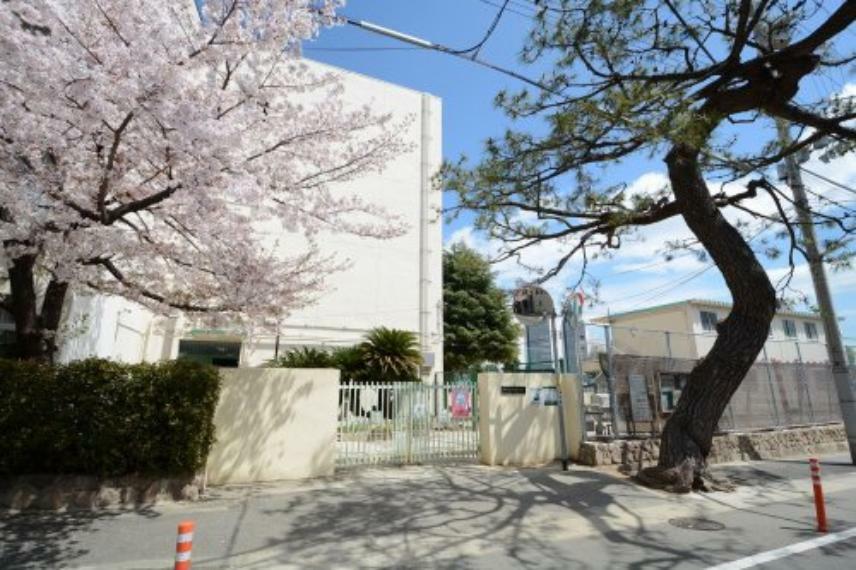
top-left (336, 381), bottom-right (479, 467)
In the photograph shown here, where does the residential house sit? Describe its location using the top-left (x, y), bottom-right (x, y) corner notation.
top-left (588, 299), bottom-right (838, 433)
top-left (593, 299), bottom-right (829, 364)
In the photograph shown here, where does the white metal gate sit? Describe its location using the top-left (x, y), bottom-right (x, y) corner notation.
top-left (336, 381), bottom-right (479, 467)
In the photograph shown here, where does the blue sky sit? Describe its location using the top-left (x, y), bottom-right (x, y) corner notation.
top-left (305, 1), bottom-right (856, 340)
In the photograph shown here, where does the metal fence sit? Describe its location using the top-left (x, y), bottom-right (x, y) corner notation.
top-left (578, 322), bottom-right (849, 439)
top-left (337, 381), bottom-right (479, 467)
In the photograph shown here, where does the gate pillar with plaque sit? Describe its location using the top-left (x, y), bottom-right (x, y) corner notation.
top-left (478, 372), bottom-right (583, 466)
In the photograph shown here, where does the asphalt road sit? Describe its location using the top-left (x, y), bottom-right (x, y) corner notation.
top-left (2, 454), bottom-right (855, 569)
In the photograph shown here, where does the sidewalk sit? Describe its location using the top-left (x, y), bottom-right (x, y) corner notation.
top-left (2, 455), bottom-right (856, 569)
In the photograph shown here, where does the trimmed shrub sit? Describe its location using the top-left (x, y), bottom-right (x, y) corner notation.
top-left (267, 346), bottom-right (336, 369)
top-left (0, 358), bottom-right (220, 477)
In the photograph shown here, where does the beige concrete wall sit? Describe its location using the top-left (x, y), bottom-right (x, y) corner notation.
top-left (608, 308), bottom-right (695, 359)
top-left (478, 373), bottom-right (583, 467)
top-left (206, 368), bottom-right (339, 485)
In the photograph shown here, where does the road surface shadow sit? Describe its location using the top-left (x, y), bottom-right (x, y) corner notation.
top-left (0, 508), bottom-right (157, 568)
top-left (191, 464), bottom-right (753, 569)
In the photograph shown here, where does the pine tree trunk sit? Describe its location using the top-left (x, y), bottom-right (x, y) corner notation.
top-left (639, 143), bottom-right (777, 492)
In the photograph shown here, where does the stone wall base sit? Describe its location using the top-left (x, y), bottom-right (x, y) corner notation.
top-left (578, 424), bottom-right (848, 470)
top-left (0, 474), bottom-right (204, 512)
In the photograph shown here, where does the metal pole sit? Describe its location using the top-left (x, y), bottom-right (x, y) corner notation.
top-left (556, 386), bottom-right (569, 471)
top-left (665, 331), bottom-right (672, 359)
top-left (603, 323), bottom-right (621, 436)
top-left (524, 323), bottom-right (531, 371)
top-left (549, 314), bottom-right (560, 374)
top-left (550, 312), bottom-right (570, 468)
top-left (406, 385), bottom-right (413, 463)
top-left (777, 120), bottom-right (856, 462)
top-left (577, 323), bottom-right (587, 443)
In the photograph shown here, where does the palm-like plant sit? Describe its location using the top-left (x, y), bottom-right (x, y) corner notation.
top-left (333, 345), bottom-right (366, 382)
top-left (360, 327), bottom-right (421, 382)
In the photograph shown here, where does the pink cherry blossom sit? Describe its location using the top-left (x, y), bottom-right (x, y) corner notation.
top-left (0, 0), bottom-right (408, 334)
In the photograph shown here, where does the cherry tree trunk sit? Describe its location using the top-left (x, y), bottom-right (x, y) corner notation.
top-left (6, 254), bottom-right (68, 362)
top-left (641, 144), bottom-right (777, 492)
top-left (8, 254), bottom-right (44, 360)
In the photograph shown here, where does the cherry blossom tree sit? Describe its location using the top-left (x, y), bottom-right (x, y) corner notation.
top-left (0, 1), bottom-right (408, 360)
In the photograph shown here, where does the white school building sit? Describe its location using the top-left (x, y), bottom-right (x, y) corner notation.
top-left (1, 60), bottom-right (445, 380)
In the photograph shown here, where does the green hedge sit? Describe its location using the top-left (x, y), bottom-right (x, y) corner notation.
top-left (0, 358), bottom-right (221, 477)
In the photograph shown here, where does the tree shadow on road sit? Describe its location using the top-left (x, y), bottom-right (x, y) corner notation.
top-left (0, 508), bottom-right (159, 569)
top-left (195, 464), bottom-right (756, 569)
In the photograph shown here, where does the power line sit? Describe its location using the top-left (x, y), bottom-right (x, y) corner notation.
top-left (606, 253), bottom-right (698, 276)
top-left (336, 12), bottom-right (554, 93)
top-left (456, 0), bottom-right (511, 59)
top-left (800, 182), bottom-right (856, 214)
top-left (604, 225), bottom-right (772, 311)
top-left (799, 165), bottom-right (856, 196)
top-left (304, 46), bottom-right (421, 52)
top-left (476, 0), bottom-right (539, 20)
top-left (624, 264), bottom-right (716, 309)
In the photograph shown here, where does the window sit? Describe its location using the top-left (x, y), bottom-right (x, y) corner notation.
top-left (700, 311), bottom-right (718, 332)
top-left (783, 319), bottom-right (797, 338)
top-left (804, 322), bottom-right (818, 340)
top-left (660, 374), bottom-right (688, 412)
top-left (178, 339), bottom-right (241, 367)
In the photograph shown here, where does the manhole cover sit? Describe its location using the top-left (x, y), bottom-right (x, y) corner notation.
top-left (668, 517), bottom-right (725, 531)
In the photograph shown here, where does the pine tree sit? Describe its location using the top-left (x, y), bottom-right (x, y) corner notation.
top-left (443, 244), bottom-right (519, 373)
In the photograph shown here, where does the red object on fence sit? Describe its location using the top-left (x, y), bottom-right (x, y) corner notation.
top-left (450, 387), bottom-right (472, 419)
top-left (174, 520), bottom-right (195, 570)
top-left (809, 458), bottom-right (828, 533)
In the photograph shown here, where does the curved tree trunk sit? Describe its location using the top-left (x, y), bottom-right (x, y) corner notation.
top-left (640, 143), bottom-right (777, 492)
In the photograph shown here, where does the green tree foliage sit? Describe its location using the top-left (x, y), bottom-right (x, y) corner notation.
top-left (360, 327), bottom-right (421, 382)
top-left (443, 244), bottom-right (519, 372)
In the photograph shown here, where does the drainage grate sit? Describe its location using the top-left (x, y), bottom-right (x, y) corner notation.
top-left (668, 517), bottom-right (726, 531)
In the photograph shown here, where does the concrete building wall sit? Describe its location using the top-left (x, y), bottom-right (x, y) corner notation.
top-left (607, 307), bottom-right (696, 359)
top-left (57, 293), bottom-right (155, 364)
top-left (50, 60), bottom-right (444, 378)
top-left (597, 301), bottom-right (829, 365)
top-left (687, 304), bottom-right (828, 364)
top-left (206, 368), bottom-right (339, 484)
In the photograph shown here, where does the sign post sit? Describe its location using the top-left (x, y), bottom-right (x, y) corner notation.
top-left (513, 285), bottom-right (569, 471)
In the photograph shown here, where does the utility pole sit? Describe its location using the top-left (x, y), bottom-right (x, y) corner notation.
top-left (776, 120), bottom-right (856, 464)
